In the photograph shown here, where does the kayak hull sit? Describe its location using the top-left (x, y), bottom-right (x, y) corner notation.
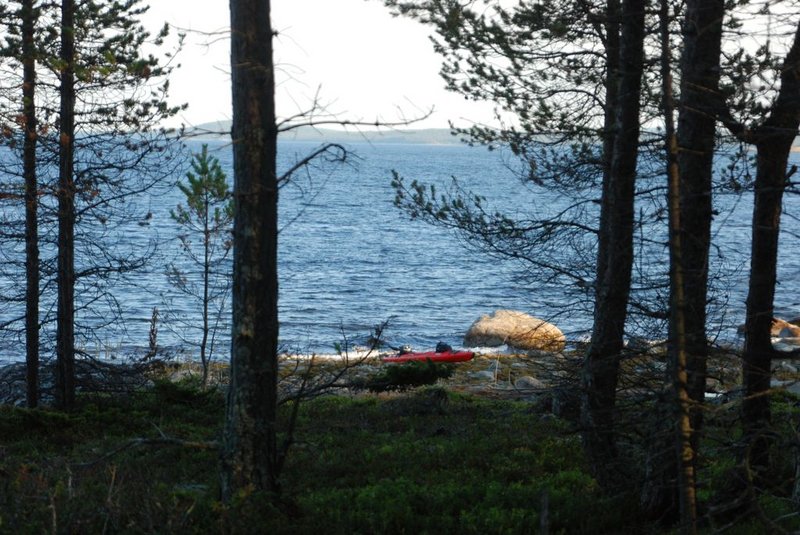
top-left (381, 350), bottom-right (474, 363)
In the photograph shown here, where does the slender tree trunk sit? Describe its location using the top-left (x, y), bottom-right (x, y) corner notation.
top-left (664, 19), bottom-right (697, 533)
top-left (583, 0), bottom-right (619, 481)
top-left (222, 0), bottom-right (280, 499)
top-left (742, 21), bottom-right (800, 476)
top-left (583, 0), bottom-right (646, 490)
top-left (742, 145), bottom-right (788, 473)
top-left (595, 0), bottom-right (620, 293)
top-left (56, 0), bottom-right (76, 411)
top-left (641, 3), bottom-right (704, 529)
top-left (22, 0), bottom-right (39, 408)
top-left (201, 196), bottom-right (210, 385)
top-left (674, 0), bottom-right (723, 435)
top-left (672, 173), bottom-right (698, 534)
top-left (641, 1), bottom-right (724, 526)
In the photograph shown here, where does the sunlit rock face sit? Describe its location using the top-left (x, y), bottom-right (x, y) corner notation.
top-left (464, 310), bottom-right (565, 352)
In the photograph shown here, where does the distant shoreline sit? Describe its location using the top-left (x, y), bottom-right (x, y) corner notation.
top-left (187, 121), bottom-right (463, 145)
top-left (187, 121), bottom-right (800, 151)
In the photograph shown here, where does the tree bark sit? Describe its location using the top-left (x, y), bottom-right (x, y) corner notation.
top-left (641, 1), bottom-right (724, 527)
top-left (22, 0), bottom-right (40, 408)
top-left (594, 0), bottom-right (621, 295)
top-left (56, 0), bottom-right (76, 411)
top-left (742, 145), bottom-right (789, 473)
top-left (582, 0), bottom-right (646, 490)
top-left (742, 20), bottom-right (800, 475)
top-left (674, 2), bottom-right (724, 519)
top-left (674, 0), bottom-right (723, 436)
top-left (640, 1), bottom-right (698, 526)
top-left (221, 0), bottom-right (280, 499)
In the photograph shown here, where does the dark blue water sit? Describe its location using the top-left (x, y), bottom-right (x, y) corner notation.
top-left (2, 139), bottom-right (800, 362)
top-left (275, 141), bottom-right (547, 353)
top-left (190, 140), bottom-right (554, 356)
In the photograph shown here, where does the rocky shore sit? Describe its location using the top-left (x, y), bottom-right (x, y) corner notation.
top-left (4, 336), bottom-right (800, 412)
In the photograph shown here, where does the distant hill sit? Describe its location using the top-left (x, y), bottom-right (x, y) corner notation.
top-left (188, 122), bottom-right (800, 150)
top-left (188, 121), bottom-right (462, 145)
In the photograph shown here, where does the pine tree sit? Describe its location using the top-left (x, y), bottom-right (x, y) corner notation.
top-left (170, 144), bottom-right (233, 385)
top-left (385, 0), bottom-right (651, 490)
top-left (0, 0), bottom-right (184, 409)
top-left (222, 0), bottom-right (281, 499)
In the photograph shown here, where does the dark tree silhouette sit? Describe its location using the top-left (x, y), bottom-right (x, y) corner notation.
top-left (583, 0), bottom-right (647, 490)
top-left (55, 0), bottom-right (76, 410)
top-left (717, 12), bottom-right (800, 484)
top-left (20, 0), bottom-right (40, 408)
top-left (222, 0), bottom-right (281, 498)
top-left (384, 0), bottom-right (656, 490)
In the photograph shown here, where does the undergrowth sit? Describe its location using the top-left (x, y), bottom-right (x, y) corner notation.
top-left (1, 378), bottom-right (799, 533)
top-left (353, 360), bottom-right (455, 392)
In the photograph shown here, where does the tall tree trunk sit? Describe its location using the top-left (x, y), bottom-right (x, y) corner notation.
top-left (641, 1), bottom-right (724, 526)
top-left (582, 0), bottom-right (646, 490)
top-left (665, 9), bottom-right (697, 530)
top-left (56, 0), bottom-right (76, 411)
top-left (22, 0), bottom-right (39, 408)
top-left (221, 0), bottom-right (280, 499)
top-left (582, 0), bottom-right (619, 479)
top-left (641, 1), bottom-right (698, 528)
top-left (595, 0), bottom-right (621, 293)
top-left (674, 0), bottom-right (723, 439)
top-left (674, 1), bottom-right (724, 520)
top-left (742, 145), bottom-right (789, 473)
top-left (742, 20), bottom-right (800, 476)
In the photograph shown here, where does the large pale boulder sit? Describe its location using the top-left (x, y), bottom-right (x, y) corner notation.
top-left (464, 310), bottom-right (565, 352)
top-left (736, 317), bottom-right (800, 337)
top-left (773, 318), bottom-right (800, 338)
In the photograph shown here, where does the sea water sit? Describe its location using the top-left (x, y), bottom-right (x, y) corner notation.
top-left (1, 139), bottom-right (799, 362)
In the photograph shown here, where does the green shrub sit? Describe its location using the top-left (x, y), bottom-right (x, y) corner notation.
top-left (359, 361), bottom-right (454, 392)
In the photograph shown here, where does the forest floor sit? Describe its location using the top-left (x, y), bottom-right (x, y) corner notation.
top-left (1, 350), bottom-right (800, 533)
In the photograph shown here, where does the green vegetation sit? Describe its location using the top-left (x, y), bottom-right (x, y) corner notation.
top-left (169, 144), bottom-right (234, 385)
top-left (3, 375), bottom-right (799, 533)
top-left (0, 380), bottom-right (609, 533)
top-left (355, 360), bottom-right (455, 392)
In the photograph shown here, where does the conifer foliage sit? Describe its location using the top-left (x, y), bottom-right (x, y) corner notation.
top-left (0, 0), bottom-right (184, 409)
top-left (170, 144), bottom-right (233, 386)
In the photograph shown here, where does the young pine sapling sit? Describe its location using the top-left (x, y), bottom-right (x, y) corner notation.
top-left (170, 144), bottom-right (233, 385)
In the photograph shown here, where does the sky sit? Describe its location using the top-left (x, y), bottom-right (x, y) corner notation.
top-left (144, 0), bottom-right (499, 130)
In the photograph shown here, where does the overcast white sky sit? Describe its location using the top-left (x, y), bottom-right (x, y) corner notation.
top-left (144, 0), bottom-right (498, 129)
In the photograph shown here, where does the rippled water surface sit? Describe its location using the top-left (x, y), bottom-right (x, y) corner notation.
top-left (2, 139), bottom-right (800, 362)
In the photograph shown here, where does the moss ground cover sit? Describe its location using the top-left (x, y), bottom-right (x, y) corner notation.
top-left (1, 373), bottom-right (799, 533)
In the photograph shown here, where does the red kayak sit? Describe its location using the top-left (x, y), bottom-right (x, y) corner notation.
top-left (381, 350), bottom-right (474, 364)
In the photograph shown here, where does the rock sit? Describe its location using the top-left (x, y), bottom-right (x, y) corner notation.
top-left (514, 376), bottom-right (546, 390)
top-left (771, 379), bottom-right (800, 397)
top-left (705, 377), bottom-right (722, 393)
top-left (769, 318), bottom-right (800, 349)
top-left (486, 360), bottom-right (501, 372)
top-left (737, 317), bottom-right (800, 337)
top-left (464, 310), bottom-right (565, 352)
top-left (625, 337), bottom-right (667, 355)
top-left (469, 370), bottom-right (497, 381)
top-left (774, 339), bottom-right (800, 351)
top-left (773, 318), bottom-right (800, 338)
top-left (526, 349), bottom-right (566, 359)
